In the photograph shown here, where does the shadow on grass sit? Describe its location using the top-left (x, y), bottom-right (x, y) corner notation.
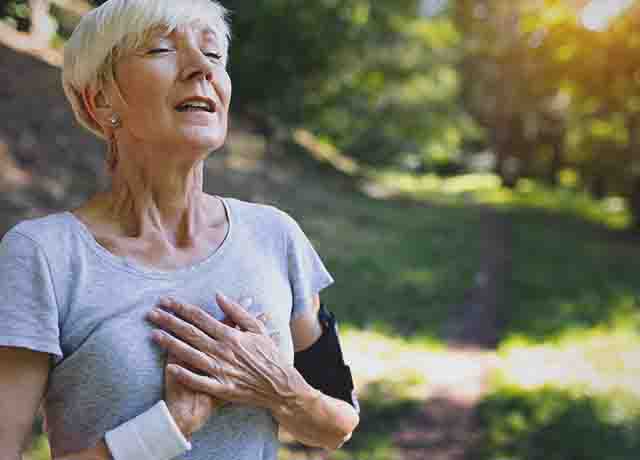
top-left (278, 191), bottom-right (483, 344)
top-left (499, 207), bottom-right (640, 343)
top-left (472, 386), bottom-right (640, 460)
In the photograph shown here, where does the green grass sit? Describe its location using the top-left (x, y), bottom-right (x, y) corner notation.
top-left (276, 189), bottom-right (483, 344)
top-left (370, 170), bottom-right (631, 230)
top-left (473, 385), bottom-right (640, 460)
top-left (359, 168), bottom-right (640, 342)
top-left (500, 206), bottom-right (640, 342)
top-left (496, 325), bottom-right (640, 398)
top-left (342, 168), bottom-right (640, 460)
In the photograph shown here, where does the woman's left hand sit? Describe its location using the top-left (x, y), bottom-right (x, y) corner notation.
top-left (147, 293), bottom-right (301, 411)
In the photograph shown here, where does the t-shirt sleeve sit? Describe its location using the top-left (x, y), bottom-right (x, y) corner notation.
top-left (0, 229), bottom-right (62, 358)
top-left (283, 214), bottom-right (335, 320)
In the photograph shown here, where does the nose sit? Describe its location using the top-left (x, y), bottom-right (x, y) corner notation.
top-left (180, 49), bottom-right (214, 82)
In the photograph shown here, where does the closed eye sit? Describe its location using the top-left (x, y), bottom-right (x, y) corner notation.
top-left (204, 52), bottom-right (223, 61)
top-left (147, 48), bottom-right (222, 61)
top-left (148, 48), bottom-right (172, 54)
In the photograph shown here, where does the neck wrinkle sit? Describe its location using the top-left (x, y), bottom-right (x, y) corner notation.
top-left (105, 159), bottom-right (209, 247)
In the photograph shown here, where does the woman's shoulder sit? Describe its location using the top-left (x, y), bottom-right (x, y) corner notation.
top-left (2, 211), bottom-right (77, 251)
top-left (223, 196), bottom-right (300, 230)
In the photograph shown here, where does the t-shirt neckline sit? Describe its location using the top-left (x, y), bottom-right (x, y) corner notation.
top-left (64, 195), bottom-right (233, 279)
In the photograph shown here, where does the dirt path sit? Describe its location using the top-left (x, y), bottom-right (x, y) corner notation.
top-left (392, 207), bottom-right (511, 460)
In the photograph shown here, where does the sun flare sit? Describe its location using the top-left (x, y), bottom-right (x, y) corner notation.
top-left (580, 0), bottom-right (634, 31)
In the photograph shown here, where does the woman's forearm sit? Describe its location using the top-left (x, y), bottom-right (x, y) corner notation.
top-left (269, 367), bottom-right (359, 450)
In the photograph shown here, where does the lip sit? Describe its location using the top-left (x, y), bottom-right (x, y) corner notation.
top-left (174, 96), bottom-right (216, 112)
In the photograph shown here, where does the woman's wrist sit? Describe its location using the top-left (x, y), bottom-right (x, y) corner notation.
top-left (268, 366), bottom-right (323, 420)
top-left (104, 401), bottom-right (192, 460)
top-left (166, 405), bottom-right (193, 440)
top-left (269, 374), bottom-right (356, 450)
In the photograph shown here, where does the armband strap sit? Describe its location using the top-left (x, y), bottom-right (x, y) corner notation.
top-left (104, 400), bottom-right (192, 460)
top-left (294, 303), bottom-right (359, 412)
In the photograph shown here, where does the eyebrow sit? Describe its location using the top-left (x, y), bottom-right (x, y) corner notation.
top-left (152, 26), bottom-right (221, 47)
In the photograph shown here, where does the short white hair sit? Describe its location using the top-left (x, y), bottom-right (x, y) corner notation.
top-left (62, 0), bottom-right (231, 139)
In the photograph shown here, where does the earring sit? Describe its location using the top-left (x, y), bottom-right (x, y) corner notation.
top-left (106, 132), bottom-right (119, 172)
top-left (109, 114), bottom-right (122, 129)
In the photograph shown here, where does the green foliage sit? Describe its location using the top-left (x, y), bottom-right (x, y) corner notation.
top-left (306, 12), bottom-right (472, 169)
top-left (455, 0), bottom-right (640, 228)
top-left (26, 434), bottom-right (51, 460)
top-left (220, 0), bottom-right (361, 120)
top-left (1, 0), bottom-right (32, 31)
top-left (474, 386), bottom-right (640, 460)
top-left (220, 0), bottom-right (473, 168)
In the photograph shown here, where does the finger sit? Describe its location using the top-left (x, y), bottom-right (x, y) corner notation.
top-left (167, 353), bottom-right (186, 367)
top-left (216, 293), bottom-right (266, 335)
top-left (152, 330), bottom-right (215, 375)
top-left (148, 307), bottom-right (215, 351)
top-left (168, 364), bottom-right (275, 409)
top-left (156, 298), bottom-right (234, 341)
top-left (167, 364), bottom-right (231, 400)
top-left (256, 313), bottom-right (268, 325)
top-left (255, 313), bottom-right (278, 340)
top-left (167, 353), bottom-right (204, 376)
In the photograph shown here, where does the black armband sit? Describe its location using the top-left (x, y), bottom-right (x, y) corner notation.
top-left (294, 303), bottom-right (359, 412)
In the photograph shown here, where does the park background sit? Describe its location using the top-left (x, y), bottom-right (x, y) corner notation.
top-left (1, 0), bottom-right (639, 458)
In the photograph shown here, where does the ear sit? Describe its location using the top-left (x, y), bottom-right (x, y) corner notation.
top-left (82, 85), bottom-right (115, 133)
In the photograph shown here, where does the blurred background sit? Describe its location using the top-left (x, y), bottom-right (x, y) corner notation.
top-left (1, 0), bottom-right (639, 459)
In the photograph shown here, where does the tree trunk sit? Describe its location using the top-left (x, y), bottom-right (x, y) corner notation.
top-left (590, 174), bottom-right (607, 200)
top-left (548, 135), bottom-right (564, 187)
top-left (493, 118), bottom-right (518, 188)
top-left (627, 114), bottom-right (640, 232)
top-left (630, 176), bottom-right (640, 233)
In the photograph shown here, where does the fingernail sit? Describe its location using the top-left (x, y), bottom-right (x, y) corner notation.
top-left (159, 297), bottom-right (173, 306)
top-left (151, 330), bottom-right (164, 341)
top-left (167, 364), bottom-right (181, 375)
top-left (147, 309), bottom-right (159, 320)
top-left (217, 292), bottom-right (228, 302)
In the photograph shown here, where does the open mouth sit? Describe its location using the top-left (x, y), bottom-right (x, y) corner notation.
top-left (175, 98), bottom-right (215, 113)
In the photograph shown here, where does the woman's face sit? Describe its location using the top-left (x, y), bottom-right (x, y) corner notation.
top-left (109, 21), bottom-right (231, 159)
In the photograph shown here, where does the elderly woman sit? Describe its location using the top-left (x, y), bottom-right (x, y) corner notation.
top-left (0, 1), bottom-right (359, 459)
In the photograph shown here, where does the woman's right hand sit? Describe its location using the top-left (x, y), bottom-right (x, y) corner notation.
top-left (159, 296), bottom-right (255, 438)
top-left (164, 353), bottom-right (225, 438)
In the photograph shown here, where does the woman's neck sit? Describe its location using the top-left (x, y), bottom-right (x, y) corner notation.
top-left (99, 159), bottom-right (211, 247)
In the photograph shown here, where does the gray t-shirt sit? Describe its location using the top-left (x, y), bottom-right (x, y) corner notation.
top-left (0, 196), bottom-right (334, 459)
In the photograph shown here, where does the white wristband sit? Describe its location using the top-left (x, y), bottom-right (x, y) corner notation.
top-left (105, 401), bottom-right (192, 460)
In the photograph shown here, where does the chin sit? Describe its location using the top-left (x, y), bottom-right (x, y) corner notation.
top-left (179, 128), bottom-right (227, 152)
